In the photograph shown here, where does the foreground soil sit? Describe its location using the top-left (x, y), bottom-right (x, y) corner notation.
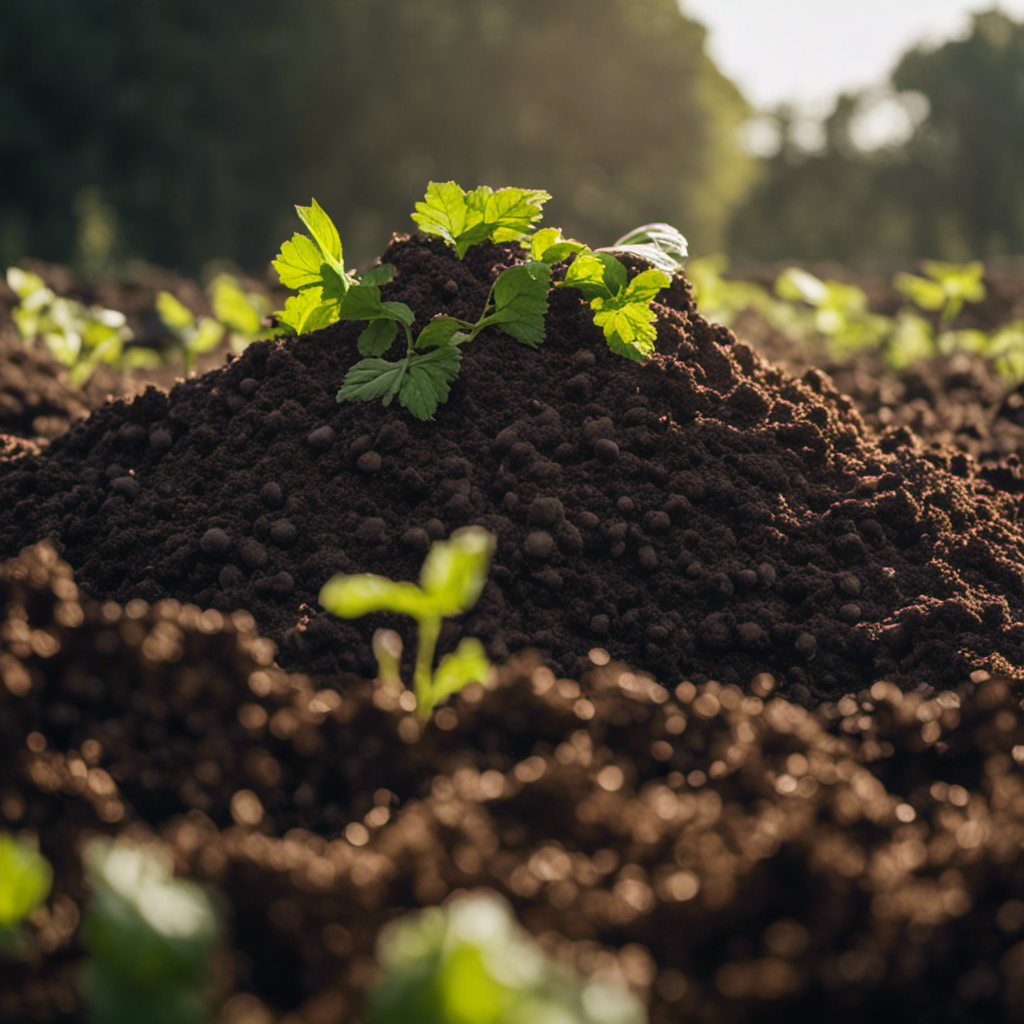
top-left (5, 238), bottom-right (1024, 1021)
top-left (5, 542), bottom-right (1024, 1023)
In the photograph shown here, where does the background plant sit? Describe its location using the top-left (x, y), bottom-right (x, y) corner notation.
top-left (365, 891), bottom-right (647, 1024)
top-left (0, 833), bottom-right (51, 957)
top-left (320, 526), bottom-right (495, 721)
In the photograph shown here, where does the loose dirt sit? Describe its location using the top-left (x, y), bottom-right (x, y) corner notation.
top-left (5, 237), bottom-right (1024, 1022)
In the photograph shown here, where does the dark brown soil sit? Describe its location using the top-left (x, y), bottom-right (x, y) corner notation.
top-left (6, 238), bottom-right (1024, 1022)
top-left (5, 542), bottom-right (1024, 1023)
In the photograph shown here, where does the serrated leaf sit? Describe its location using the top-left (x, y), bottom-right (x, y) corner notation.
top-left (295, 198), bottom-right (342, 265)
top-left (398, 344), bottom-right (461, 420)
top-left (273, 233), bottom-right (326, 291)
top-left (620, 267), bottom-right (671, 305)
top-left (319, 573), bottom-right (431, 619)
top-left (416, 315), bottom-right (464, 350)
top-left (337, 357), bottom-right (407, 406)
top-left (560, 252), bottom-right (626, 301)
top-left (155, 290), bottom-right (194, 330)
top-left (411, 181), bottom-right (469, 247)
top-left (278, 289), bottom-right (337, 335)
top-left (592, 302), bottom-right (658, 361)
top-left (531, 227), bottom-right (587, 263)
top-left (358, 318), bottom-right (399, 356)
top-left (488, 261), bottom-right (550, 347)
top-left (359, 264), bottom-right (398, 288)
top-left (431, 638), bottom-right (491, 703)
top-left (413, 182), bottom-right (550, 257)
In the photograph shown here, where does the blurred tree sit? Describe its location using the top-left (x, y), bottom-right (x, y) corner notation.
top-left (727, 10), bottom-right (1024, 266)
top-left (1, 0), bottom-right (753, 274)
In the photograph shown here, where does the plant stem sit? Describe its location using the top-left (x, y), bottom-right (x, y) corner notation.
top-left (413, 614), bottom-right (441, 719)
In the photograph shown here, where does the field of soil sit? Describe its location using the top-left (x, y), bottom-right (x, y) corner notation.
top-left (4, 238), bottom-right (1024, 1022)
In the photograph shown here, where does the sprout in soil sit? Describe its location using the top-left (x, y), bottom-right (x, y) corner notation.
top-left (0, 832), bottom-right (52, 957)
top-left (319, 526), bottom-right (495, 721)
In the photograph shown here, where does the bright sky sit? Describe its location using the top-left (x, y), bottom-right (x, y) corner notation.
top-left (679, 0), bottom-right (1024, 111)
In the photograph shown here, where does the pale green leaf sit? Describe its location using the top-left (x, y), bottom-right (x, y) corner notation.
top-left (607, 222), bottom-right (688, 273)
top-left (419, 525), bottom-right (495, 615)
top-left (411, 181), bottom-right (470, 247)
top-left (209, 276), bottom-right (263, 334)
top-left (155, 291), bottom-right (195, 330)
top-left (5, 267), bottom-right (47, 300)
top-left (295, 198), bottom-right (342, 265)
top-left (592, 302), bottom-right (658, 361)
top-left (278, 289), bottom-right (337, 335)
top-left (430, 638), bottom-right (491, 704)
top-left (319, 574), bottom-right (431, 619)
top-left (531, 227), bottom-right (586, 263)
top-left (620, 267), bottom-right (671, 305)
top-left (192, 317), bottom-right (224, 354)
top-left (273, 233), bottom-right (327, 290)
top-left (0, 835), bottom-right (51, 927)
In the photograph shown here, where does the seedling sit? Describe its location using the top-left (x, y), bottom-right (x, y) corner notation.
top-left (207, 273), bottom-right (277, 355)
top-left (894, 260), bottom-right (985, 328)
top-left (6, 267), bottom-right (142, 384)
top-left (155, 291), bottom-right (225, 375)
top-left (0, 833), bottom-right (51, 957)
top-left (79, 837), bottom-right (220, 1024)
top-left (319, 526), bottom-right (495, 721)
top-left (557, 252), bottom-right (671, 361)
top-left (412, 182), bottom-right (551, 257)
top-left (365, 891), bottom-right (647, 1024)
top-left (335, 260), bottom-right (550, 419)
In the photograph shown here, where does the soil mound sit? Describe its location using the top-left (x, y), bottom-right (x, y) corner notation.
top-left (1, 235), bottom-right (1023, 703)
top-left (7, 543), bottom-right (1024, 1023)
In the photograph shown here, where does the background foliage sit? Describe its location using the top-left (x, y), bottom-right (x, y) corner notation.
top-left (0, 0), bottom-right (751, 274)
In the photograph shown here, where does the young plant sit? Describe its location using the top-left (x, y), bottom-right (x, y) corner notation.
top-left (319, 526), bottom-right (494, 721)
top-left (6, 267), bottom-right (139, 384)
top-left (557, 251), bottom-right (671, 361)
top-left (365, 892), bottom-right (647, 1024)
top-left (894, 259), bottom-right (985, 328)
top-left (411, 181), bottom-right (551, 256)
top-left (207, 273), bottom-right (277, 355)
top-left (79, 837), bottom-right (220, 1024)
top-left (0, 833), bottom-right (51, 957)
top-left (155, 291), bottom-right (225, 375)
top-left (335, 260), bottom-right (550, 419)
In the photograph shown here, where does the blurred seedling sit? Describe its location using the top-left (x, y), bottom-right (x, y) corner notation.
top-left (0, 833), bottom-right (52, 957)
top-left (365, 890), bottom-right (648, 1024)
top-left (155, 290), bottom-right (225, 375)
top-left (894, 259), bottom-right (985, 328)
top-left (320, 526), bottom-right (495, 721)
top-left (6, 267), bottom-right (145, 384)
top-left (80, 837), bottom-right (221, 1024)
top-left (206, 273), bottom-right (277, 355)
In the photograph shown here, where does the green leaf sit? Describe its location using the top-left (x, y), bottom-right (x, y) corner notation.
top-left (155, 290), bottom-right (194, 330)
top-left (278, 289), bottom-right (337, 335)
top-left (337, 357), bottom-right (407, 406)
top-left (620, 267), bottom-right (671, 305)
top-left (209, 275), bottom-right (263, 334)
top-left (295, 198), bottom-right (343, 266)
top-left (0, 835), bottom-right (51, 927)
top-left (419, 525), bottom-right (495, 616)
top-left (560, 252), bottom-right (626, 301)
top-left (415, 315), bottom-right (464, 350)
top-left (530, 227), bottom-right (586, 263)
top-left (592, 302), bottom-right (659, 361)
top-left (192, 317), bottom-right (224, 355)
top-left (487, 261), bottom-right (551, 347)
top-left (413, 182), bottom-right (550, 257)
top-left (399, 344), bottom-right (462, 420)
top-left (338, 283), bottom-right (415, 327)
top-left (273, 232), bottom-right (326, 291)
top-left (776, 267), bottom-right (829, 305)
top-left (431, 638), bottom-right (491, 704)
top-left (319, 574), bottom-right (431, 619)
top-left (358, 318), bottom-right (400, 357)
top-left (359, 264), bottom-right (398, 288)
top-left (5, 267), bottom-right (47, 300)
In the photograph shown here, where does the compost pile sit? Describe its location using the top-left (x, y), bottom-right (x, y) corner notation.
top-left (2, 234), bottom-right (1024, 703)
top-left (5, 234), bottom-right (1024, 1021)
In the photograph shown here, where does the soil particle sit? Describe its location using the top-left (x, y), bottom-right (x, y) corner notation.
top-left (1, 235), bottom-right (1024, 705)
